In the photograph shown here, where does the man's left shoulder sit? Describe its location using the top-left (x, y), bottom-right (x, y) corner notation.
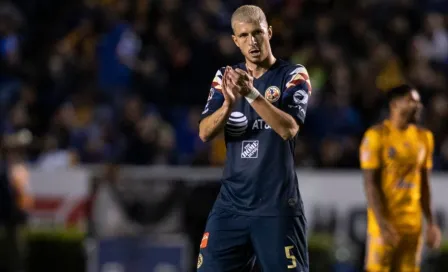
top-left (275, 60), bottom-right (307, 74)
top-left (413, 125), bottom-right (434, 146)
top-left (412, 125), bottom-right (433, 138)
top-left (415, 125), bottom-right (432, 134)
top-left (276, 61), bottom-right (311, 92)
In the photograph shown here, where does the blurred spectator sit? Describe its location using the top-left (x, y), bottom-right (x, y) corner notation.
top-left (414, 13), bottom-right (448, 63)
top-left (96, 0), bottom-right (141, 102)
top-left (1, 0), bottom-right (448, 169)
top-left (36, 134), bottom-right (78, 169)
top-left (173, 107), bottom-right (208, 165)
top-left (0, 134), bottom-right (32, 272)
top-left (0, 2), bottom-right (22, 108)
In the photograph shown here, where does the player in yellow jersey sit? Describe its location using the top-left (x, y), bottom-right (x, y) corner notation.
top-left (360, 84), bottom-right (442, 272)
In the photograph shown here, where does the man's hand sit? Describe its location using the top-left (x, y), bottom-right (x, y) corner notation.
top-left (225, 67), bottom-right (254, 96)
top-left (425, 223), bottom-right (442, 249)
top-left (222, 66), bottom-right (238, 107)
top-left (379, 220), bottom-right (400, 246)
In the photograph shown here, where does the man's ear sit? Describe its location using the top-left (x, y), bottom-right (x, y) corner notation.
top-left (232, 35), bottom-right (240, 48)
top-left (268, 26), bottom-right (273, 40)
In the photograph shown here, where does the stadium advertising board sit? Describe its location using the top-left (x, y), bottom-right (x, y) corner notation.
top-left (29, 167), bottom-right (448, 271)
top-left (28, 167), bottom-right (90, 230)
top-left (28, 167), bottom-right (448, 240)
top-left (298, 171), bottom-right (448, 246)
top-left (87, 235), bottom-right (191, 272)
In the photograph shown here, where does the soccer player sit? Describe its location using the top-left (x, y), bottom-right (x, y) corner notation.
top-left (197, 5), bottom-right (311, 272)
top-left (360, 84), bottom-right (442, 272)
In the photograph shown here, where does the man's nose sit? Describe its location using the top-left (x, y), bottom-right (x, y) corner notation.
top-left (249, 35), bottom-right (257, 45)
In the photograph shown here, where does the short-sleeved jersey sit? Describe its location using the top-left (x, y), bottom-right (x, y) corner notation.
top-left (360, 120), bottom-right (434, 234)
top-left (200, 60), bottom-right (311, 216)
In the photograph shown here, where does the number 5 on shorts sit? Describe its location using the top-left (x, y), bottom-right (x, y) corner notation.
top-left (285, 246), bottom-right (297, 269)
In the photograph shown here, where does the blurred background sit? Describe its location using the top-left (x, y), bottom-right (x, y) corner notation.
top-left (0, 0), bottom-right (448, 271)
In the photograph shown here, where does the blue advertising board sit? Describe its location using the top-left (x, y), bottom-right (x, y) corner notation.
top-left (88, 235), bottom-right (190, 272)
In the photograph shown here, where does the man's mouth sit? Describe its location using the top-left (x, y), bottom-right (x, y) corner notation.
top-left (249, 49), bottom-right (260, 55)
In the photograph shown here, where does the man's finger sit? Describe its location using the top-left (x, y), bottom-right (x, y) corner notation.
top-left (222, 76), bottom-right (231, 97)
top-left (234, 68), bottom-right (247, 76)
top-left (224, 66), bottom-right (230, 77)
top-left (229, 72), bottom-right (246, 87)
top-left (225, 77), bottom-right (237, 91)
top-left (433, 231), bottom-right (442, 249)
top-left (224, 67), bottom-right (232, 82)
top-left (233, 69), bottom-right (248, 80)
top-left (227, 69), bottom-right (239, 80)
top-left (222, 68), bottom-right (228, 89)
top-left (227, 73), bottom-right (239, 85)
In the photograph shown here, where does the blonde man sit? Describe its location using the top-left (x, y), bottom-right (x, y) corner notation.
top-left (197, 5), bottom-right (312, 272)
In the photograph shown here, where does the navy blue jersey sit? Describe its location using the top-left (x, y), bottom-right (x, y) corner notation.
top-left (200, 60), bottom-right (311, 216)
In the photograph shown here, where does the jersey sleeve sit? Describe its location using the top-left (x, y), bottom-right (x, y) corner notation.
top-left (360, 128), bottom-right (382, 169)
top-left (200, 68), bottom-right (225, 122)
top-left (424, 130), bottom-right (434, 169)
top-left (281, 65), bottom-right (312, 125)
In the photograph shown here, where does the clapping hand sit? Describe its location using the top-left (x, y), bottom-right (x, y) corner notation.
top-left (224, 66), bottom-right (255, 97)
top-left (221, 66), bottom-right (238, 107)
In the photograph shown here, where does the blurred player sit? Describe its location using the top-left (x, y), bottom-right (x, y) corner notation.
top-left (197, 5), bottom-right (311, 272)
top-left (360, 84), bottom-right (442, 272)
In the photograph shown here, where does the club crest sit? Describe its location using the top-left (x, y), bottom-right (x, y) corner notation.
top-left (388, 147), bottom-right (396, 158)
top-left (264, 86), bottom-right (281, 103)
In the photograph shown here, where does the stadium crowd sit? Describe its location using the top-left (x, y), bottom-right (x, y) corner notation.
top-left (1, 0), bottom-right (448, 169)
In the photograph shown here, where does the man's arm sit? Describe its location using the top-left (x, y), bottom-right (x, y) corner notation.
top-left (360, 128), bottom-right (398, 244)
top-left (363, 169), bottom-right (388, 224)
top-left (230, 65), bottom-right (311, 140)
top-left (198, 67), bottom-right (234, 142)
top-left (199, 103), bottom-right (232, 142)
top-left (420, 130), bottom-right (441, 248)
top-left (9, 163), bottom-right (33, 210)
top-left (249, 96), bottom-right (298, 140)
top-left (420, 168), bottom-right (434, 224)
top-left (421, 130), bottom-right (435, 224)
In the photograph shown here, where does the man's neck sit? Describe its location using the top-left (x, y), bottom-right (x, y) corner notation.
top-left (246, 54), bottom-right (276, 79)
top-left (388, 115), bottom-right (409, 130)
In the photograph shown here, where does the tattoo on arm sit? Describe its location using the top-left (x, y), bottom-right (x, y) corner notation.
top-left (199, 105), bottom-right (231, 142)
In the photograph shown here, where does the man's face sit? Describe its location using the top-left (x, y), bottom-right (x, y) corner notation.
top-left (232, 20), bottom-right (272, 63)
top-left (394, 90), bottom-right (422, 123)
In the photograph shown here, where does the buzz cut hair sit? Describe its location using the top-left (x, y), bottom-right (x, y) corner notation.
top-left (231, 5), bottom-right (268, 32)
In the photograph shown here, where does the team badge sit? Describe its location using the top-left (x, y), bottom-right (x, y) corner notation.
top-left (264, 86), bottom-right (281, 103)
top-left (388, 147), bottom-right (396, 158)
top-left (197, 253), bottom-right (203, 269)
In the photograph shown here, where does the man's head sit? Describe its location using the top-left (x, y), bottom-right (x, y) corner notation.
top-left (387, 84), bottom-right (422, 124)
top-left (231, 5), bottom-right (272, 64)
